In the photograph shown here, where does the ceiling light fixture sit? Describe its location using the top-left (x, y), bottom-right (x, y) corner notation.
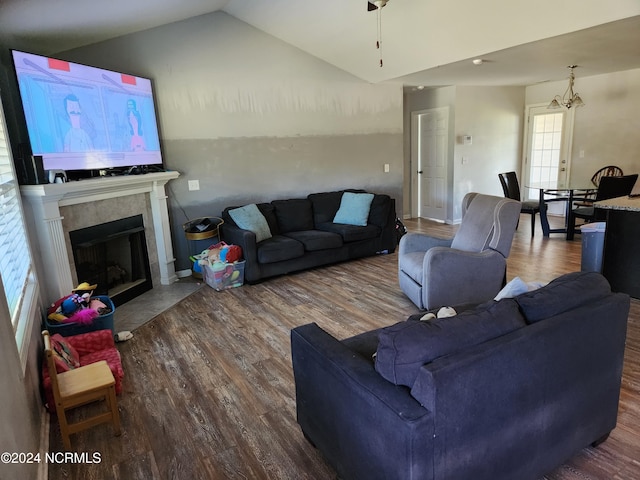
top-left (547, 65), bottom-right (585, 109)
top-left (368, 0), bottom-right (389, 67)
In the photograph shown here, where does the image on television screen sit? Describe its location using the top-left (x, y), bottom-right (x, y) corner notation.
top-left (11, 50), bottom-right (164, 172)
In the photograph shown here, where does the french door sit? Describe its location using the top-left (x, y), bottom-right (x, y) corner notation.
top-left (522, 105), bottom-right (574, 203)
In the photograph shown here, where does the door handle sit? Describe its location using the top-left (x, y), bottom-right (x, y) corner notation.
top-left (417, 170), bottom-right (423, 174)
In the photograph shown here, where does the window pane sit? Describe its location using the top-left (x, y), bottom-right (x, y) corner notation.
top-left (530, 112), bottom-right (564, 189)
top-left (0, 95), bottom-right (31, 326)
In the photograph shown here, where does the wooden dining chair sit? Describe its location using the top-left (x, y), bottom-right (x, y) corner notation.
top-left (498, 171), bottom-right (540, 236)
top-left (43, 330), bottom-right (122, 450)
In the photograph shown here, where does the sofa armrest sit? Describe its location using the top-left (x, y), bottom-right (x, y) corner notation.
top-left (66, 329), bottom-right (115, 355)
top-left (423, 247), bottom-right (506, 308)
top-left (399, 232), bottom-right (453, 256)
top-left (291, 323), bottom-right (434, 480)
top-left (220, 224), bottom-right (262, 282)
top-left (220, 224), bottom-right (257, 257)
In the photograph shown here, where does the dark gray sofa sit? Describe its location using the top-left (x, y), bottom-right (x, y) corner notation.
top-left (221, 190), bottom-right (396, 283)
top-left (291, 271), bottom-right (630, 480)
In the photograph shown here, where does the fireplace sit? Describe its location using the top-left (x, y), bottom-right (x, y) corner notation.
top-left (19, 171), bottom-right (179, 305)
top-left (69, 215), bottom-right (152, 306)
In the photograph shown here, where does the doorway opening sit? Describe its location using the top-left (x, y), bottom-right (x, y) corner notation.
top-left (410, 106), bottom-right (449, 221)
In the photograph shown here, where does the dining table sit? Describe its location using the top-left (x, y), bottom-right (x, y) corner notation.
top-left (525, 181), bottom-right (596, 239)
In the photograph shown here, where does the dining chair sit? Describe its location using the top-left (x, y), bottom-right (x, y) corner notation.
top-left (43, 330), bottom-right (122, 450)
top-left (498, 171), bottom-right (540, 236)
top-left (591, 165), bottom-right (623, 187)
top-left (574, 165), bottom-right (625, 208)
top-left (567, 174), bottom-right (639, 240)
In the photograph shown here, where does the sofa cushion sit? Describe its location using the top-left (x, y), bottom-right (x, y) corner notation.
top-left (223, 203), bottom-right (279, 235)
top-left (228, 204), bottom-right (273, 242)
top-left (81, 349), bottom-right (122, 370)
top-left (333, 192), bottom-right (375, 226)
top-left (308, 190), bottom-right (367, 225)
top-left (273, 199), bottom-right (314, 234)
top-left (308, 191), bottom-right (345, 224)
top-left (375, 299), bottom-right (526, 387)
top-left (342, 329), bottom-right (381, 363)
top-left (516, 271), bottom-right (612, 324)
top-left (257, 235), bottom-right (305, 264)
top-left (283, 230), bottom-right (343, 251)
top-left (368, 194), bottom-right (392, 227)
top-left (316, 222), bottom-right (380, 242)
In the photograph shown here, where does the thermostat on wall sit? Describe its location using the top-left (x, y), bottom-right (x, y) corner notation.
top-left (463, 135), bottom-right (472, 145)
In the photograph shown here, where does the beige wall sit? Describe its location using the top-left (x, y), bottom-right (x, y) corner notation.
top-left (60, 12), bottom-right (404, 270)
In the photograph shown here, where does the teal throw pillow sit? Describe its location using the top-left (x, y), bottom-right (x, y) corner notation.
top-left (229, 204), bottom-right (272, 242)
top-left (333, 192), bottom-right (375, 226)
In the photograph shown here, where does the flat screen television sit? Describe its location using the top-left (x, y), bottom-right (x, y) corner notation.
top-left (11, 50), bottom-right (164, 180)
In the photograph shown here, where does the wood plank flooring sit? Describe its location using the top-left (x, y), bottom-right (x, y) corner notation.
top-left (48, 215), bottom-right (640, 479)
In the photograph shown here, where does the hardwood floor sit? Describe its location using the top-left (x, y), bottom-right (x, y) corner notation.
top-left (48, 214), bottom-right (640, 479)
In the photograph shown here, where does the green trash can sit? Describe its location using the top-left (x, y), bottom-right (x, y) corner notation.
top-left (580, 222), bottom-right (606, 272)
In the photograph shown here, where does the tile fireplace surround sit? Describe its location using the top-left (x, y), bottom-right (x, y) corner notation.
top-left (20, 171), bottom-right (179, 305)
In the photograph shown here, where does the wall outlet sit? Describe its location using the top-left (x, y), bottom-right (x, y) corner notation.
top-left (384, 163), bottom-right (390, 173)
top-left (188, 180), bottom-right (200, 191)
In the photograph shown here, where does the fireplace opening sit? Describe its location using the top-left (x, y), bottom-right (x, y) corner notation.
top-left (69, 215), bottom-right (152, 307)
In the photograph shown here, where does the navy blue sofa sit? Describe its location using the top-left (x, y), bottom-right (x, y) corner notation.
top-left (221, 190), bottom-right (396, 283)
top-left (291, 272), bottom-right (630, 480)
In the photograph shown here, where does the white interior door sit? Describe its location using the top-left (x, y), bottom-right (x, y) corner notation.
top-left (411, 107), bottom-right (448, 221)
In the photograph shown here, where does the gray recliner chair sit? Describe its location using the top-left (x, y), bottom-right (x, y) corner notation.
top-left (398, 192), bottom-right (521, 310)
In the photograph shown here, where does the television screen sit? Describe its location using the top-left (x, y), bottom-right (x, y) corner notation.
top-left (11, 50), bottom-right (163, 173)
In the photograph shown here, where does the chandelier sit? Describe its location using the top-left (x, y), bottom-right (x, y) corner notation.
top-left (547, 65), bottom-right (585, 109)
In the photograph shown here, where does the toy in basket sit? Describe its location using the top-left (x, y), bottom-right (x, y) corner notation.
top-left (203, 260), bottom-right (246, 291)
top-left (45, 282), bottom-right (115, 336)
top-left (193, 241), bottom-right (245, 291)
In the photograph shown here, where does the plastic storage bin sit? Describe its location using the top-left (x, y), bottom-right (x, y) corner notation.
top-left (580, 222), bottom-right (606, 273)
top-left (44, 295), bottom-right (115, 336)
top-left (203, 261), bottom-right (245, 291)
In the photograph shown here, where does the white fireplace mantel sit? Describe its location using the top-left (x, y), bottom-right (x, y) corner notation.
top-left (21, 171), bottom-right (180, 303)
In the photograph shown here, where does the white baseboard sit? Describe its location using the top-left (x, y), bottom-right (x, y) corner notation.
top-left (176, 269), bottom-right (193, 279)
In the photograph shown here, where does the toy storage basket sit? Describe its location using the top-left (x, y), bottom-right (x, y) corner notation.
top-left (44, 295), bottom-right (115, 337)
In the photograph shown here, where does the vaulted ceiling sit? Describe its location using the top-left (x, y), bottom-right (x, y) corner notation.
top-left (1, 0), bottom-right (639, 88)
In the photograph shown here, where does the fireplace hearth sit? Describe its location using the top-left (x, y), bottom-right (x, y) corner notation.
top-left (70, 215), bottom-right (152, 306)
